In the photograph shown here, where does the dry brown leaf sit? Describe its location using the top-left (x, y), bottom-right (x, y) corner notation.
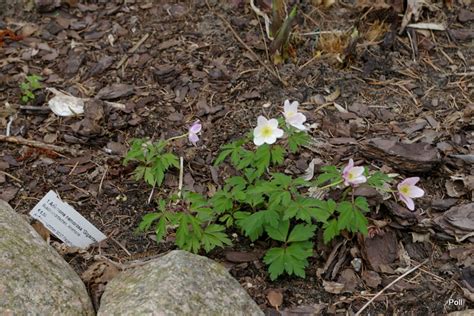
top-left (82, 260), bottom-right (119, 284)
top-left (356, 0), bottom-right (391, 9)
top-left (312, 0), bottom-right (336, 7)
top-left (323, 280), bottom-right (345, 294)
top-left (31, 221), bottom-right (50, 243)
top-left (325, 86), bottom-right (340, 102)
top-left (362, 270), bottom-right (382, 288)
top-left (365, 20), bottom-right (390, 42)
top-left (267, 289), bottom-right (283, 310)
top-left (400, 0), bottom-right (429, 34)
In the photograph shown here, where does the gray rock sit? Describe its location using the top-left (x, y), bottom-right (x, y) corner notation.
top-left (98, 250), bottom-right (264, 316)
top-left (0, 200), bottom-right (94, 315)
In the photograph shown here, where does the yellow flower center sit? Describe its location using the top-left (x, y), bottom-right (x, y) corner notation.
top-left (261, 126), bottom-right (273, 137)
top-left (400, 185), bottom-right (410, 195)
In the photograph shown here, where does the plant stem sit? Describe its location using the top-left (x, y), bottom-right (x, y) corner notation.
top-left (166, 133), bottom-right (188, 143)
top-left (318, 179), bottom-right (343, 190)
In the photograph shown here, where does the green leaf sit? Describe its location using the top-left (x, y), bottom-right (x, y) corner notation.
top-left (214, 139), bottom-right (247, 166)
top-left (263, 247), bottom-right (286, 280)
top-left (244, 168), bottom-right (258, 183)
top-left (236, 150), bottom-right (254, 170)
top-left (354, 196), bottom-right (370, 213)
top-left (287, 131), bottom-right (309, 153)
top-left (155, 217), bottom-right (167, 242)
top-left (185, 192), bottom-right (208, 208)
top-left (323, 219), bottom-right (339, 244)
top-left (225, 176), bottom-right (247, 189)
top-left (144, 167), bottom-right (156, 186)
top-left (337, 202), bottom-right (369, 235)
top-left (265, 219), bottom-right (290, 242)
top-left (214, 149), bottom-right (233, 166)
top-left (336, 201), bottom-right (353, 214)
top-left (176, 215), bottom-right (204, 253)
top-left (271, 145), bottom-right (285, 165)
top-left (315, 165), bottom-right (342, 186)
top-left (161, 152), bottom-right (179, 169)
top-left (210, 190), bottom-right (234, 213)
top-left (236, 209), bottom-right (279, 241)
top-left (271, 173), bottom-right (292, 188)
top-left (287, 224), bottom-right (316, 242)
top-left (268, 190), bottom-right (292, 209)
top-left (311, 199), bottom-right (336, 223)
top-left (133, 166), bottom-right (145, 181)
top-left (284, 197), bottom-right (332, 224)
top-left (254, 144), bottom-right (271, 176)
top-left (20, 82), bottom-right (29, 91)
top-left (263, 241), bottom-right (313, 280)
top-left (367, 171), bottom-right (391, 188)
top-left (137, 212), bottom-right (160, 232)
top-left (202, 224), bottom-right (232, 252)
top-left (235, 211), bottom-right (265, 241)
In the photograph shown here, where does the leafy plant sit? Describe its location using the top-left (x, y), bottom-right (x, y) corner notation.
top-left (135, 100), bottom-right (424, 281)
top-left (137, 193), bottom-right (232, 253)
top-left (20, 74), bottom-right (42, 103)
top-left (270, 5), bottom-right (298, 64)
top-left (123, 139), bottom-right (179, 187)
top-left (123, 121), bottom-right (202, 188)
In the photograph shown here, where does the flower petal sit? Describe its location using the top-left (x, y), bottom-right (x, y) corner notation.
top-left (274, 128), bottom-right (284, 138)
top-left (343, 159), bottom-right (354, 176)
top-left (399, 194), bottom-right (415, 211)
top-left (407, 186), bottom-right (424, 198)
top-left (266, 135), bottom-right (277, 144)
top-left (351, 175), bottom-right (367, 185)
top-left (400, 177), bottom-right (420, 186)
top-left (257, 115), bottom-right (267, 126)
top-left (188, 133), bottom-right (199, 145)
top-left (294, 112), bottom-right (306, 123)
top-left (284, 100), bottom-right (291, 112)
top-left (268, 118), bottom-right (279, 128)
top-left (290, 123), bottom-right (306, 131)
top-left (189, 122), bottom-right (202, 134)
top-left (253, 135), bottom-right (264, 146)
top-left (351, 166), bottom-right (365, 177)
top-left (288, 101), bottom-right (299, 112)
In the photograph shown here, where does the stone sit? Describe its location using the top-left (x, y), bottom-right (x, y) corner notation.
top-left (98, 250), bottom-right (264, 316)
top-left (0, 200), bottom-right (94, 315)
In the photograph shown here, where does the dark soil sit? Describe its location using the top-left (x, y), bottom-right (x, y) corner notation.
top-left (1, 0), bottom-right (473, 315)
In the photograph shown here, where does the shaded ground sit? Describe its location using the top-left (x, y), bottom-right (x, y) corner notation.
top-left (1, 0), bottom-right (473, 314)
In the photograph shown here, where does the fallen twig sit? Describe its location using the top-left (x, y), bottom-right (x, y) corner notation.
top-left (178, 156), bottom-right (184, 198)
top-left (355, 259), bottom-right (429, 316)
top-left (0, 170), bottom-right (23, 183)
top-left (407, 23), bottom-right (446, 31)
top-left (0, 135), bottom-right (83, 156)
top-left (250, 0), bottom-right (273, 40)
top-left (19, 105), bottom-right (51, 113)
top-left (98, 165), bottom-right (108, 195)
top-left (116, 33), bottom-right (150, 69)
top-left (205, 0), bottom-right (287, 86)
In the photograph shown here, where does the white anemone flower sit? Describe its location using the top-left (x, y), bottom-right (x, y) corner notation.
top-left (342, 159), bottom-right (367, 187)
top-left (397, 177), bottom-right (425, 211)
top-left (283, 100), bottom-right (306, 131)
top-left (253, 116), bottom-right (284, 146)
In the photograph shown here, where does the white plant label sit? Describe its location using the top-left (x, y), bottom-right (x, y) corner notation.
top-left (30, 190), bottom-right (106, 248)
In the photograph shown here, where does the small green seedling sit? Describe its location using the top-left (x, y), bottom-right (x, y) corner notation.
top-left (20, 74), bottom-right (43, 103)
